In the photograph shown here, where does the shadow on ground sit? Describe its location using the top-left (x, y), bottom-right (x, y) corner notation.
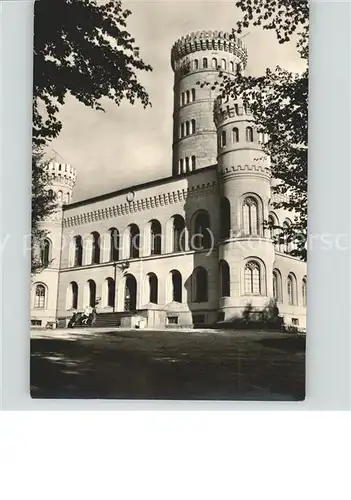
top-left (30, 329), bottom-right (306, 401)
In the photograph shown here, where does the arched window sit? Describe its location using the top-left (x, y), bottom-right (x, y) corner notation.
top-left (302, 277), bottom-right (307, 307)
top-left (220, 260), bottom-right (230, 297)
top-left (221, 59), bottom-right (226, 70)
top-left (87, 279), bottom-right (96, 307)
top-left (181, 93), bottom-right (185, 106)
top-left (268, 215), bottom-right (275, 241)
top-left (244, 261), bottom-right (261, 295)
top-left (171, 270), bottom-right (182, 303)
top-left (212, 58), bottom-right (217, 69)
top-left (194, 59), bottom-right (199, 70)
top-left (191, 119), bottom-right (196, 134)
top-left (91, 232), bottom-right (101, 264)
top-left (242, 197), bottom-right (259, 235)
top-left (287, 273), bottom-right (297, 305)
top-left (124, 274), bottom-right (137, 311)
top-left (180, 123), bottom-right (185, 138)
top-left (74, 236), bottom-right (83, 267)
top-left (191, 156), bottom-right (196, 170)
top-left (221, 130), bottom-right (227, 147)
top-left (109, 228), bottom-right (119, 261)
top-left (66, 192), bottom-right (70, 204)
top-left (191, 88), bottom-right (196, 101)
top-left (68, 281), bottom-right (78, 309)
top-left (57, 190), bottom-right (63, 202)
top-left (179, 158), bottom-right (184, 174)
top-left (229, 61), bottom-right (234, 72)
top-left (129, 224), bottom-right (140, 259)
top-left (148, 273), bottom-right (158, 304)
top-left (186, 90), bottom-right (190, 104)
top-left (272, 270), bottom-right (282, 302)
top-left (40, 238), bottom-right (50, 267)
top-left (287, 276), bottom-right (293, 305)
top-left (34, 284), bottom-right (46, 308)
top-left (220, 197), bottom-right (231, 239)
top-left (233, 127), bottom-right (239, 143)
top-left (246, 126), bottom-right (254, 142)
top-left (185, 157), bottom-right (190, 172)
top-left (106, 278), bottom-right (115, 308)
top-left (269, 213), bottom-right (280, 250)
top-left (48, 189), bottom-right (54, 198)
top-left (236, 63), bottom-right (242, 75)
top-left (194, 267), bottom-right (208, 302)
top-left (203, 57), bottom-right (208, 68)
top-left (193, 211), bottom-right (211, 250)
top-left (283, 221), bottom-right (292, 253)
top-left (173, 215), bottom-right (186, 252)
top-left (186, 121), bottom-right (190, 135)
top-left (150, 220), bottom-right (162, 255)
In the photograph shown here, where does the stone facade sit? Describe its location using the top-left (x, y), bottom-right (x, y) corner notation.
top-left (31, 30), bottom-right (307, 330)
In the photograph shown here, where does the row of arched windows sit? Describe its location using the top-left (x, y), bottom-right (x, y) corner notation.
top-left (219, 195), bottom-right (264, 239)
top-left (179, 156), bottom-right (196, 174)
top-left (192, 57), bottom-right (241, 73)
top-left (69, 212), bottom-right (212, 268)
top-left (33, 268), bottom-right (306, 311)
top-left (64, 267), bottom-right (210, 312)
top-left (219, 197), bottom-right (294, 245)
top-left (180, 119), bottom-right (196, 138)
top-left (219, 261), bottom-right (307, 306)
top-left (220, 126), bottom-right (253, 147)
top-left (218, 259), bottom-right (264, 297)
top-left (180, 89), bottom-right (196, 106)
top-left (48, 189), bottom-right (70, 205)
top-left (273, 270), bottom-right (307, 307)
top-left (268, 214), bottom-right (294, 254)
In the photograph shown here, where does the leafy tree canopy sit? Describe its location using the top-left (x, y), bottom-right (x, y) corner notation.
top-left (33, 0), bottom-right (152, 146)
top-left (213, 0), bottom-right (309, 260)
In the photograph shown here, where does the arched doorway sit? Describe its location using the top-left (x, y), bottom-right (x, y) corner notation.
top-left (171, 270), bottom-right (182, 303)
top-left (147, 273), bottom-right (158, 304)
top-left (124, 274), bottom-right (137, 312)
top-left (87, 279), bottom-right (96, 307)
top-left (105, 278), bottom-right (115, 308)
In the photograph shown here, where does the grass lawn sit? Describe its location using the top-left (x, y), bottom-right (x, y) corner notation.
top-left (30, 329), bottom-right (305, 401)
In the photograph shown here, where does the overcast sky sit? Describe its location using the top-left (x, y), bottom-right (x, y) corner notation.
top-left (49, 0), bottom-right (305, 202)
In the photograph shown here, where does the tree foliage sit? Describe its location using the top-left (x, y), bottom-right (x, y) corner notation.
top-left (33, 0), bottom-right (152, 146)
top-left (217, 0), bottom-right (309, 260)
top-left (32, 0), bottom-right (152, 272)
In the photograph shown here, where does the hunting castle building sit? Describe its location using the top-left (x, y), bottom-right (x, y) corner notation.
top-left (31, 30), bottom-right (307, 329)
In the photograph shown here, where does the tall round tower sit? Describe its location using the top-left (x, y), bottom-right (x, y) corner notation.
top-left (214, 95), bottom-right (275, 319)
top-left (170, 30), bottom-right (247, 176)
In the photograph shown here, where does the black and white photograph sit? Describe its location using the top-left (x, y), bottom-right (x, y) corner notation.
top-left (30, 0), bottom-right (308, 401)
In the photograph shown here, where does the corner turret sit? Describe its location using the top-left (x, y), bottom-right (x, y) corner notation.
top-left (45, 162), bottom-right (77, 205)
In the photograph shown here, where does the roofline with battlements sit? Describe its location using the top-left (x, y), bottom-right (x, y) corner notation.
top-left (171, 30), bottom-right (248, 71)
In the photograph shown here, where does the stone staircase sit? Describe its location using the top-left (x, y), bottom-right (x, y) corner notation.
top-left (94, 312), bottom-right (134, 328)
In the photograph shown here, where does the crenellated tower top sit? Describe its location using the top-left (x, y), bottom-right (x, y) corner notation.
top-left (45, 162), bottom-right (77, 205)
top-left (171, 30), bottom-right (248, 73)
top-left (45, 162), bottom-right (77, 188)
top-left (213, 95), bottom-right (253, 127)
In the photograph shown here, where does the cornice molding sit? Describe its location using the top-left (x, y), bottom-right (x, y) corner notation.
top-left (63, 181), bottom-right (218, 228)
